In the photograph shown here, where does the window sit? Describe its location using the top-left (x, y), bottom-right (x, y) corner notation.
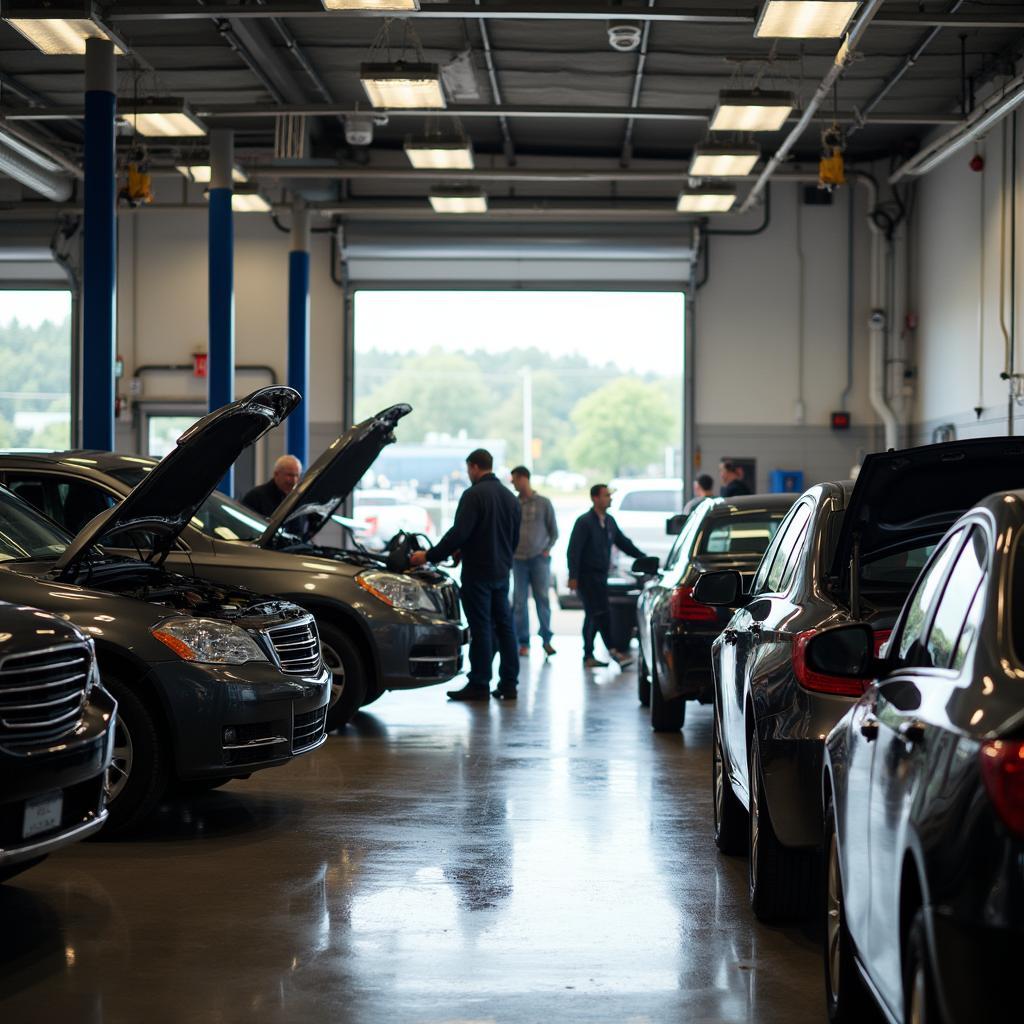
top-left (617, 489), bottom-right (681, 513)
top-left (761, 502), bottom-right (812, 594)
top-left (700, 513), bottom-right (784, 556)
top-left (951, 585), bottom-right (985, 673)
top-left (862, 542), bottom-right (937, 588)
top-left (924, 529), bottom-right (987, 669)
top-left (896, 529), bottom-right (964, 662)
top-left (0, 486), bottom-right (70, 560)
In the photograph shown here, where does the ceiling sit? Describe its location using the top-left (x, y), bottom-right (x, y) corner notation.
top-left (1, 2), bottom-right (1023, 215)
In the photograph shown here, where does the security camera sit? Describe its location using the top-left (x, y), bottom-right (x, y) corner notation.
top-left (345, 115), bottom-right (374, 147)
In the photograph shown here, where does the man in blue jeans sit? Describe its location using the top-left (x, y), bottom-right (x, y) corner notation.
top-left (510, 466), bottom-right (558, 657)
top-left (410, 449), bottom-right (521, 701)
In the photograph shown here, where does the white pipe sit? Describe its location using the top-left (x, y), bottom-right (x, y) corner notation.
top-left (0, 137), bottom-right (73, 201)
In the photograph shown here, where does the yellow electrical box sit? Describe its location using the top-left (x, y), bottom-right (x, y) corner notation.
top-left (819, 149), bottom-right (846, 188)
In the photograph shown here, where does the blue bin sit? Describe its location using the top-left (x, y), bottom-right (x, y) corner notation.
top-left (769, 470), bottom-right (804, 494)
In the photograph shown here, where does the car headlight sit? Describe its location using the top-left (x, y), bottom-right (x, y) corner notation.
top-left (151, 616), bottom-right (269, 665)
top-left (356, 571), bottom-right (436, 612)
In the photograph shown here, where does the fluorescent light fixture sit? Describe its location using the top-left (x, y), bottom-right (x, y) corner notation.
top-left (323, 0), bottom-right (420, 9)
top-left (4, 14), bottom-right (123, 55)
top-left (689, 144), bottom-right (761, 177)
top-left (755, 1), bottom-right (859, 39)
top-left (710, 90), bottom-right (795, 132)
top-left (126, 100), bottom-right (206, 138)
top-left (677, 187), bottom-right (738, 213)
top-left (428, 189), bottom-right (487, 214)
top-left (361, 62), bottom-right (446, 109)
top-left (176, 165), bottom-right (248, 184)
top-left (404, 138), bottom-right (474, 170)
top-left (231, 192), bottom-right (272, 213)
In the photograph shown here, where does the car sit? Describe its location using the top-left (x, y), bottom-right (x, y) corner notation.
top-left (0, 387), bottom-right (332, 832)
top-left (608, 476), bottom-right (684, 563)
top-left (0, 401), bottom-right (466, 732)
top-left (352, 487), bottom-right (437, 552)
top-left (695, 437), bottom-right (1024, 923)
top-left (1, 604), bottom-right (115, 883)
top-left (814, 491), bottom-right (1024, 1023)
top-left (636, 494), bottom-right (794, 732)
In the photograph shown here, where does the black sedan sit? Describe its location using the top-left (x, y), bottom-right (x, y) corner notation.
top-left (0, 402), bottom-right (466, 730)
top-left (1, 604), bottom-right (115, 882)
top-left (0, 388), bottom-right (331, 832)
top-left (815, 491), bottom-right (1024, 1024)
top-left (696, 437), bottom-right (1024, 922)
top-left (636, 494), bottom-right (794, 732)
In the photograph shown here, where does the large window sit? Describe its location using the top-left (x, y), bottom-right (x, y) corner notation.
top-left (0, 290), bottom-right (72, 450)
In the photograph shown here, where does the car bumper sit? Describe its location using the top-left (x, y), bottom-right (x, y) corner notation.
top-left (1, 687), bottom-right (115, 867)
top-left (145, 661), bottom-right (332, 780)
top-left (373, 617), bottom-right (468, 690)
top-left (659, 629), bottom-right (716, 702)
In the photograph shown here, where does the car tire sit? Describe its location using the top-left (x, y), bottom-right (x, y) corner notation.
top-left (713, 707), bottom-right (747, 855)
top-left (650, 656), bottom-right (685, 732)
top-left (98, 673), bottom-right (169, 835)
top-left (318, 622), bottom-right (368, 731)
top-left (904, 910), bottom-right (940, 1024)
top-left (824, 798), bottom-right (877, 1023)
top-left (638, 657), bottom-right (651, 707)
top-left (748, 734), bottom-right (812, 922)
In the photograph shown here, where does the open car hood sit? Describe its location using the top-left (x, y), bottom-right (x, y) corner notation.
top-left (259, 403), bottom-right (412, 548)
top-left (55, 387), bottom-right (299, 576)
top-left (829, 436), bottom-right (1024, 580)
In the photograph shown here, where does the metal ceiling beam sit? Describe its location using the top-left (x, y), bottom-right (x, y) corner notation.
top-left (475, 0), bottom-right (516, 166)
top-left (621, 1), bottom-right (656, 166)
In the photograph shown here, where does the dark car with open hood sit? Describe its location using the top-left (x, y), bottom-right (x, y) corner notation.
top-left (0, 603), bottom-right (115, 882)
top-left (0, 387), bottom-right (331, 833)
top-left (813, 491), bottom-right (1024, 1024)
top-left (0, 402), bottom-right (466, 731)
top-left (695, 437), bottom-right (1024, 924)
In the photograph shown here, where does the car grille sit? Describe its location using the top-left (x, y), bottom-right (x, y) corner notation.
top-left (434, 582), bottom-right (461, 621)
top-left (0, 643), bottom-right (92, 752)
top-left (264, 618), bottom-right (322, 676)
top-left (293, 706), bottom-right (327, 752)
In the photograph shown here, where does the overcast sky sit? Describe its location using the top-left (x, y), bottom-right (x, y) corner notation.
top-left (355, 290), bottom-right (685, 377)
top-left (0, 290), bottom-right (71, 328)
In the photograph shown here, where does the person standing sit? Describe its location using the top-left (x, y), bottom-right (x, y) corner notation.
top-left (241, 455), bottom-right (302, 516)
top-left (509, 466), bottom-right (558, 657)
top-left (410, 449), bottom-right (521, 701)
top-left (719, 459), bottom-right (751, 498)
top-left (567, 483), bottom-right (647, 670)
top-left (682, 473), bottom-right (716, 515)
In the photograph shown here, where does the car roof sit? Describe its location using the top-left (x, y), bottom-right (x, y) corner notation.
top-left (705, 493), bottom-right (798, 517)
top-left (0, 450), bottom-right (158, 472)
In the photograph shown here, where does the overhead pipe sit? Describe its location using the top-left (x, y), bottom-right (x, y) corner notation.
top-left (476, 0), bottom-right (516, 166)
top-left (741, 0), bottom-right (886, 213)
top-left (620, 1), bottom-right (656, 166)
top-left (0, 135), bottom-right (73, 201)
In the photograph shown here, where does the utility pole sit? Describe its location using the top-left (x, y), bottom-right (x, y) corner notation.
top-left (521, 365), bottom-right (533, 471)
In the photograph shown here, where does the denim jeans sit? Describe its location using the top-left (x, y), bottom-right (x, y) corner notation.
top-left (578, 572), bottom-right (615, 659)
top-left (512, 555), bottom-right (553, 646)
top-left (460, 576), bottom-right (519, 691)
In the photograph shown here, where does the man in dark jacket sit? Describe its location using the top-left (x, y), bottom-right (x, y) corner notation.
top-left (719, 459), bottom-right (751, 498)
top-left (410, 449), bottom-right (521, 701)
top-left (567, 483), bottom-right (647, 669)
top-left (242, 455), bottom-right (302, 516)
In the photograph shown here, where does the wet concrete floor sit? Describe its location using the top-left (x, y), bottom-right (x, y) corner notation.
top-left (0, 637), bottom-right (822, 1024)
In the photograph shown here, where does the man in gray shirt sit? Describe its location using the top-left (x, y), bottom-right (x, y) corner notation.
top-left (510, 466), bottom-right (559, 657)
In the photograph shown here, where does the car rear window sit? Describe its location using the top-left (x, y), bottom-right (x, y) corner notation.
top-left (617, 489), bottom-right (681, 513)
top-left (699, 513), bottom-right (785, 556)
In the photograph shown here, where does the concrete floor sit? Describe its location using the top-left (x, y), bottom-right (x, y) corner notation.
top-left (0, 636), bottom-right (822, 1024)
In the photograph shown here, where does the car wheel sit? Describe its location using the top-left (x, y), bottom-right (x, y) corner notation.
top-left (713, 707), bottom-right (747, 854)
top-left (98, 673), bottom-right (169, 834)
top-left (748, 733), bottom-right (812, 922)
top-left (318, 622), bottom-right (368, 731)
top-left (650, 655), bottom-right (685, 732)
top-left (904, 910), bottom-right (939, 1024)
top-left (824, 798), bottom-right (877, 1022)
top-left (638, 656), bottom-right (651, 707)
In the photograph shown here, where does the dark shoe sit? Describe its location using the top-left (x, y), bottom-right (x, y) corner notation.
top-left (542, 642), bottom-right (557, 657)
top-left (583, 656), bottom-right (608, 669)
top-left (491, 687), bottom-right (518, 700)
top-left (609, 649), bottom-right (634, 669)
top-left (447, 685), bottom-right (490, 701)
top-left (518, 645), bottom-right (530, 656)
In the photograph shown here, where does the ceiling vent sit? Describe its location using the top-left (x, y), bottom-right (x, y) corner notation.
top-left (608, 22), bottom-right (642, 53)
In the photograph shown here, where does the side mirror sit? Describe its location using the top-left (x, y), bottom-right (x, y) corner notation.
top-left (666, 513), bottom-right (687, 536)
top-left (693, 569), bottom-right (745, 607)
top-left (801, 623), bottom-right (878, 679)
top-left (632, 556), bottom-right (660, 575)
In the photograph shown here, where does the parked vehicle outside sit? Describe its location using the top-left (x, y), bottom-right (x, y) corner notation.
top-left (816, 492), bottom-right (1024, 1023)
top-left (0, 387), bottom-right (331, 832)
top-left (608, 477), bottom-right (684, 563)
top-left (0, 605), bottom-right (115, 882)
top-left (352, 487), bottom-right (437, 552)
top-left (697, 438), bottom-right (1024, 923)
top-left (0, 401), bottom-right (466, 731)
top-left (636, 494), bottom-right (794, 731)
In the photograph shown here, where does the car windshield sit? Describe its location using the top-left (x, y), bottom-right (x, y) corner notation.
top-left (108, 466), bottom-right (269, 542)
top-left (861, 543), bottom-right (936, 586)
top-left (0, 486), bottom-right (70, 561)
top-left (699, 512), bottom-right (785, 556)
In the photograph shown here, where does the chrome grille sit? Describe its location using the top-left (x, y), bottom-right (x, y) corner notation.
top-left (0, 642), bottom-right (92, 752)
top-left (265, 617), bottom-right (322, 676)
top-left (434, 583), bottom-right (461, 621)
top-left (293, 705), bottom-right (327, 752)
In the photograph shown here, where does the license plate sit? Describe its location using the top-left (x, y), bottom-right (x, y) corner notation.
top-left (22, 791), bottom-right (63, 839)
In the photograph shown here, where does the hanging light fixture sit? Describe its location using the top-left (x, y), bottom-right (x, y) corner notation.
top-left (3, 5), bottom-right (125, 55)
top-left (177, 165), bottom-right (248, 184)
top-left (125, 99), bottom-right (206, 138)
top-left (710, 90), bottom-right (795, 132)
top-left (429, 188), bottom-right (488, 214)
top-left (677, 186), bottom-right (738, 213)
top-left (754, 2), bottom-right (859, 39)
top-left (361, 63), bottom-right (446, 109)
top-left (323, 1), bottom-right (420, 9)
top-left (689, 144), bottom-right (761, 177)
top-left (404, 137), bottom-right (474, 170)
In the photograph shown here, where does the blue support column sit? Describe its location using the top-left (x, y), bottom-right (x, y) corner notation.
top-left (208, 130), bottom-right (235, 493)
top-left (287, 201), bottom-right (311, 467)
top-left (82, 38), bottom-right (116, 451)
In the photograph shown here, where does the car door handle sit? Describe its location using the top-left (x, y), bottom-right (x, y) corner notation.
top-left (898, 719), bottom-right (927, 744)
top-left (860, 713), bottom-right (880, 741)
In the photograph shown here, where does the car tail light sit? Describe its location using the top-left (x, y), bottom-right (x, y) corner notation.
top-left (791, 627), bottom-right (892, 698)
top-left (669, 585), bottom-right (718, 623)
top-left (979, 740), bottom-right (1024, 839)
